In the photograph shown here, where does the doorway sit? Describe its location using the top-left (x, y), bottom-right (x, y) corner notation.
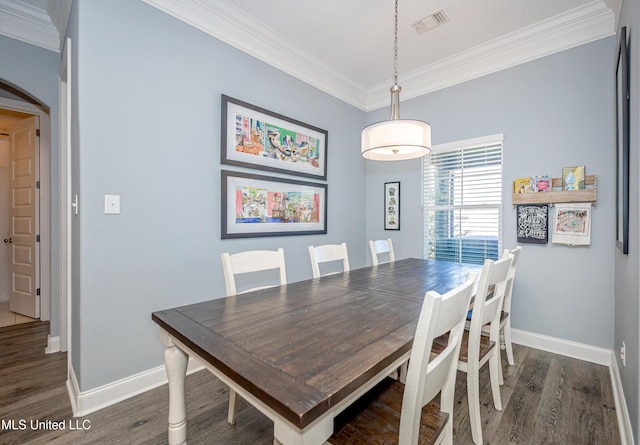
top-left (0, 101), bottom-right (51, 330)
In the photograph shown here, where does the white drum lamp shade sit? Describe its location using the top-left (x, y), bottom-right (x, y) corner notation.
top-left (361, 119), bottom-right (431, 161)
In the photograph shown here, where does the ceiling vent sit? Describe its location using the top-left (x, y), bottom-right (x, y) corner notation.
top-left (412, 10), bottom-right (449, 34)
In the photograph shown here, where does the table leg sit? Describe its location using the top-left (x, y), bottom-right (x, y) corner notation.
top-left (161, 331), bottom-right (189, 445)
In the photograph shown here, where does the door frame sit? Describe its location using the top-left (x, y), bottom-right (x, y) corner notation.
top-left (0, 97), bottom-right (51, 324)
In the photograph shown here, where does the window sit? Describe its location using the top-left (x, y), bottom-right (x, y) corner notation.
top-left (422, 135), bottom-right (503, 265)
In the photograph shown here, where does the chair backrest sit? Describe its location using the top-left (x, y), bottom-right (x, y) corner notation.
top-left (369, 239), bottom-right (395, 266)
top-left (501, 246), bottom-right (521, 314)
top-left (221, 248), bottom-right (287, 296)
top-left (467, 255), bottom-right (513, 359)
top-left (308, 243), bottom-right (350, 278)
top-left (398, 273), bottom-right (477, 445)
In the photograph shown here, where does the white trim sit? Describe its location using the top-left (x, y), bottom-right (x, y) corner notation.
top-left (367, 1), bottom-right (615, 110)
top-left (513, 329), bottom-right (633, 445)
top-left (142, 0), bottom-right (367, 110)
top-left (68, 358), bottom-right (204, 417)
top-left (610, 355), bottom-right (635, 445)
top-left (431, 133), bottom-right (504, 153)
top-left (67, 364), bottom-right (80, 415)
top-left (59, 36), bottom-right (71, 353)
top-left (143, 0), bottom-right (613, 112)
top-left (511, 328), bottom-right (611, 365)
top-left (64, 328), bottom-right (626, 420)
top-left (45, 334), bottom-right (60, 354)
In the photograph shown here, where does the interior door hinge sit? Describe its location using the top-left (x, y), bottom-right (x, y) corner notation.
top-left (36, 129), bottom-right (40, 137)
top-left (36, 181), bottom-right (40, 189)
top-left (36, 234), bottom-right (40, 242)
top-left (36, 288), bottom-right (40, 296)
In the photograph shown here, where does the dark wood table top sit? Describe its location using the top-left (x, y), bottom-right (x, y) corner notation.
top-left (152, 258), bottom-right (480, 430)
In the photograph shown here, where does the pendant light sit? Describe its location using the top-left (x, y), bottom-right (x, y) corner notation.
top-left (361, 0), bottom-right (431, 161)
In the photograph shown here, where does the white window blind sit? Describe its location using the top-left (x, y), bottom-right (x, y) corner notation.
top-left (422, 136), bottom-right (503, 265)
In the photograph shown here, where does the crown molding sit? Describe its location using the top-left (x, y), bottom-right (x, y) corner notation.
top-left (146, 0), bottom-right (614, 112)
top-left (142, 0), bottom-right (368, 110)
top-left (47, 0), bottom-right (72, 51)
top-left (0, 0), bottom-right (60, 51)
top-left (367, 0), bottom-right (615, 110)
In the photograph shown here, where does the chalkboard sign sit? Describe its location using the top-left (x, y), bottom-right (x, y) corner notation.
top-left (517, 204), bottom-right (548, 244)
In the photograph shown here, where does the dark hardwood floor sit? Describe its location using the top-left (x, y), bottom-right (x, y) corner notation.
top-left (0, 322), bottom-right (621, 444)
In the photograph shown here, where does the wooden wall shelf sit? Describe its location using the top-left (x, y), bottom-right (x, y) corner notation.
top-left (512, 174), bottom-right (597, 206)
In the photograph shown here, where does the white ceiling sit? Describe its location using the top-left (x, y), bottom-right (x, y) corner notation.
top-left (0, 0), bottom-right (619, 111)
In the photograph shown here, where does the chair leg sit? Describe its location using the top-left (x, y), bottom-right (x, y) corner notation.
top-left (228, 389), bottom-right (239, 425)
top-left (504, 323), bottom-right (515, 366)
top-left (489, 352), bottom-right (502, 411)
top-left (467, 367), bottom-right (483, 445)
top-left (399, 361), bottom-right (408, 383)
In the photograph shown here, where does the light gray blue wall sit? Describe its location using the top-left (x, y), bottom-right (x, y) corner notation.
top-left (616, 0), bottom-right (639, 441)
top-left (70, 0), bottom-right (366, 390)
top-left (0, 34), bottom-right (61, 337)
top-left (1, 0), bottom-right (628, 413)
top-left (365, 37), bottom-right (617, 349)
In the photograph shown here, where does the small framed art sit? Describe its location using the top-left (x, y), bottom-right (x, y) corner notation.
top-left (384, 181), bottom-right (400, 230)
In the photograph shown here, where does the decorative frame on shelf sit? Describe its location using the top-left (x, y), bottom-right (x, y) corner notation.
top-left (516, 204), bottom-right (548, 244)
top-left (221, 95), bottom-right (328, 180)
top-left (221, 170), bottom-right (327, 239)
top-left (616, 26), bottom-right (630, 254)
top-left (384, 181), bottom-right (400, 230)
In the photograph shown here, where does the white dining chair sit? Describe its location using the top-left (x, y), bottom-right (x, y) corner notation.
top-left (328, 273), bottom-right (476, 445)
top-left (221, 248), bottom-right (287, 297)
top-left (433, 254), bottom-right (513, 445)
top-left (220, 248), bottom-right (287, 426)
top-left (308, 242), bottom-right (349, 278)
top-left (482, 246), bottom-right (522, 366)
top-left (369, 238), bottom-right (395, 265)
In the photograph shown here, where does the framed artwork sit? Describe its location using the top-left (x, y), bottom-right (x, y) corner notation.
top-left (552, 203), bottom-right (592, 246)
top-left (384, 181), bottom-right (400, 230)
top-left (221, 170), bottom-right (327, 239)
top-left (616, 27), bottom-right (629, 254)
top-left (516, 204), bottom-right (548, 244)
top-left (561, 166), bottom-right (585, 190)
top-left (221, 95), bottom-right (328, 180)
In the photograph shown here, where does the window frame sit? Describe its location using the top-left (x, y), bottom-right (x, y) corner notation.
top-left (422, 134), bottom-right (504, 265)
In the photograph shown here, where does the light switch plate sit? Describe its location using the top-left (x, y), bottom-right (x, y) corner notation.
top-left (105, 194), bottom-right (120, 214)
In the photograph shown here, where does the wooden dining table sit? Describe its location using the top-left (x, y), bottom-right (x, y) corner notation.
top-left (151, 258), bottom-right (481, 445)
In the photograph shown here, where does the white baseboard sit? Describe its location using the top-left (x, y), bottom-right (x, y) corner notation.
top-left (65, 327), bottom-right (631, 445)
top-left (511, 328), bottom-right (612, 366)
top-left (610, 355), bottom-right (635, 445)
top-left (45, 335), bottom-right (60, 354)
top-left (67, 357), bottom-right (204, 417)
top-left (512, 329), bottom-right (634, 445)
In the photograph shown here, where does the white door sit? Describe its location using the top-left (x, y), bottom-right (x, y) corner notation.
top-left (8, 116), bottom-right (39, 318)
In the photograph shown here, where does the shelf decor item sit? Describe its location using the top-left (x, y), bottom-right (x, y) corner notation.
top-left (531, 175), bottom-right (551, 192)
top-left (516, 204), bottom-right (548, 244)
top-left (221, 95), bottom-right (328, 180)
top-left (384, 181), bottom-right (400, 230)
top-left (514, 177), bottom-right (532, 194)
top-left (562, 166), bottom-right (585, 190)
top-left (552, 203), bottom-right (591, 246)
top-left (221, 170), bottom-right (327, 239)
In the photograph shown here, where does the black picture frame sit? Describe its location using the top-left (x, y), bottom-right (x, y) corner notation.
top-left (616, 26), bottom-right (629, 254)
top-left (384, 181), bottom-right (400, 230)
top-left (516, 204), bottom-right (549, 244)
top-left (221, 170), bottom-right (328, 239)
top-left (221, 95), bottom-right (328, 180)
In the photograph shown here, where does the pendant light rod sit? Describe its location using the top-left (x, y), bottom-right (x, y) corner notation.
top-left (361, 0), bottom-right (432, 161)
